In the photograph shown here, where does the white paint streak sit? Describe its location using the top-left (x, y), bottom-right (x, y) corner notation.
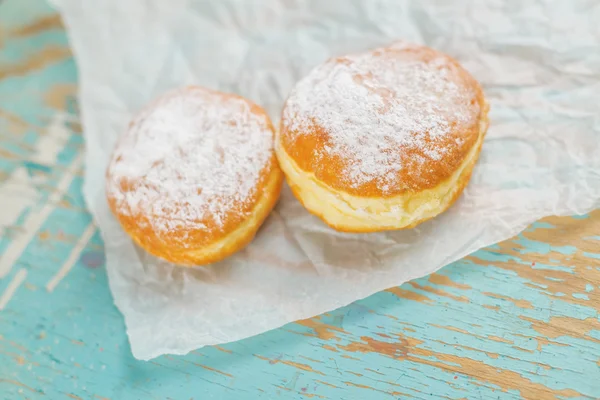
top-left (46, 222), bottom-right (96, 293)
top-left (0, 269), bottom-right (27, 311)
top-left (32, 111), bottom-right (72, 165)
top-left (0, 167), bottom-right (37, 227)
top-left (0, 143), bottom-right (83, 278)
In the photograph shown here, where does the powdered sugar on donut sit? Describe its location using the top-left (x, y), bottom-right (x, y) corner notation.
top-left (283, 42), bottom-right (480, 193)
top-left (106, 87), bottom-right (273, 239)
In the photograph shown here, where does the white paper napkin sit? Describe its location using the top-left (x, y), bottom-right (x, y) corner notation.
top-left (52, 0), bottom-right (600, 360)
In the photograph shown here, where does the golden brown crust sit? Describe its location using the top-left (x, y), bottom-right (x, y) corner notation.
top-left (279, 42), bottom-right (486, 198)
top-left (284, 110), bottom-right (487, 233)
top-left (106, 86), bottom-right (283, 265)
top-left (107, 165), bottom-right (283, 265)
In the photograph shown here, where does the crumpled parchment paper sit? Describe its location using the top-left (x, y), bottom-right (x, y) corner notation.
top-left (52, 0), bottom-right (600, 360)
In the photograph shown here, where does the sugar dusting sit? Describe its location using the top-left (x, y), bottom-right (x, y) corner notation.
top-left (107, 87), bottom-right (273, 239)
top-left (283, 42), bottom-right (480, 192)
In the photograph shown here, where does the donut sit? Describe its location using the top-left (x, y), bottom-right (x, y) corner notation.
top-left (106, 86), bottom-right (283, 265)
top-left (277, 42), bottom-right (489, 232)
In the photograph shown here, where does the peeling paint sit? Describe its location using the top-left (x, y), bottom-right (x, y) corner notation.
top-left (1, 2), bottom-right (600, 399)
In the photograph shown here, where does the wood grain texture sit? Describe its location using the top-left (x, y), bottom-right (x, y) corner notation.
top-left (1, 1), bottom-right (599, 399)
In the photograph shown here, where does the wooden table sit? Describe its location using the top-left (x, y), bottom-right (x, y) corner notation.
top-left (1, 1), bottom-right (599, 399)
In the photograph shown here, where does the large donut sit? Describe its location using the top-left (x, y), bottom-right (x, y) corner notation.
top-left (277, 42), bottom-right (489, 232)
top-left (106, 86), bottom-right (283, 265)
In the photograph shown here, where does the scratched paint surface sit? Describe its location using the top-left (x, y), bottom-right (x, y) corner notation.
top-left (1, 1), bottom-right (600, 399)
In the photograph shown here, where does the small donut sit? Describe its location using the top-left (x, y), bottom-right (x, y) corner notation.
top-left (106, 86), bottom-right (283, 265)
top-left (277, 42), bottom-right (489, 232)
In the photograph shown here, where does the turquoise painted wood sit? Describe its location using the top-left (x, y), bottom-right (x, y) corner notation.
top-left (1, 1), bottom-right (600, 399)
